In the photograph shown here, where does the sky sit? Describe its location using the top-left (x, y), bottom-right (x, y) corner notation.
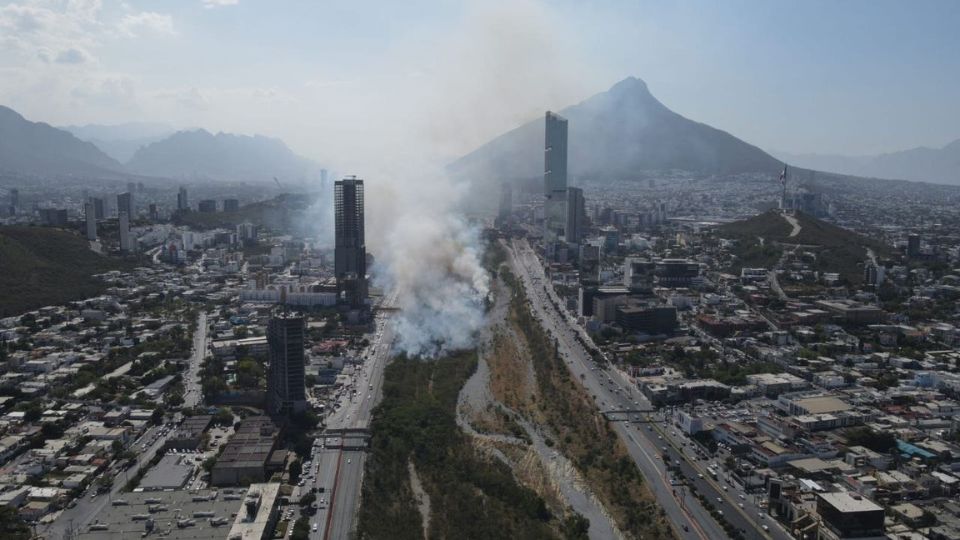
top-left (2, 0), bottom-right (960, 167)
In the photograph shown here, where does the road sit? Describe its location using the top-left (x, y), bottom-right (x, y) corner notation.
top-left (507, 238), bottom-right (789, 540)
top-left (293, 291), bottom-right (399, 540)
top-left (183, 311), bottom-right (208, 408)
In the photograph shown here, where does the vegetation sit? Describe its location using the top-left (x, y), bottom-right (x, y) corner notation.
top-left (717, 210), bottom-right (890, 283)
top-left (845, 427), bottom-right (898, 453)
top-left (357, 353), bottom-right (566, 540)
top-left (0, 506), bottom-right (31, 540)
top-left (0, 226), bottom-right (133, 316)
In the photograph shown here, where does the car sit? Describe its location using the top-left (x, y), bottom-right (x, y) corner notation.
top-left (716, 497), bottom-right (722, 503)
top-left (312, 524), bottom-right (318, 532)
top-left (697, 473), bottom-right (703, 479)
top-left (722, 485), bottom-right (728, 491)
top-left (347, 458), bottom-right (351, 464)
top-left (739, 503), bottom-right (744, 508)
top-left (762, 525), bottom-right (769, 531)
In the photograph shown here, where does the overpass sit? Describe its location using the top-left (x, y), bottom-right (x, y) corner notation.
top-left (323, 428), bottom-right (371, 450)
top-left (601, 409), bottom-right (655, 422)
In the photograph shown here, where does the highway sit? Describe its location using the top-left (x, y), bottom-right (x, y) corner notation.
top-left (294, 291), bottom-right (399, 540)
top-left (183, 311), bottom-right (208, 408)
top-left (507, 238), bottom-right (784, 540)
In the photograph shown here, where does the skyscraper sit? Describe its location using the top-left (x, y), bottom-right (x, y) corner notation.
top-left (177, 186), bottom-right (189, 212)
top-left (84, 201), bottom-right (97, 241)
top-left (335, 177), bottom-right (367, 309)
top-left (267, 313), bottom-right (307, 415)
top-left (565, 187), bottom-right (585, 245)
top-left (8, 188), bottom-right (18, 215)
top-left (544, 111), bottom-right (569, 242)
top-left (119, 211), bottom-right (133, 252)
top-left (92, 197), bottom-right (105, 219)
top-left (118, 192), bottom-right (133, 218)
top-left (498, 182), bottom-right (513, 225)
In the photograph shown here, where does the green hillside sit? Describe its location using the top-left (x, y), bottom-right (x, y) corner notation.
top-left (0, 226), bottom-right (132, 317)
top-left (718, 211), bottom-right (890, 284)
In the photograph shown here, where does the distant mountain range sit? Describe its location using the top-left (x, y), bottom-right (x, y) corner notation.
top-left (773, 140), bottom-right (960, 185)
top-left (451, 77), bottom-right (784, 182)
top-left (0, 105), bottom-right (124, 177)
top-left (0, 106), bottom-right (320, 183)
top-left (61, 122), bottom-right (176, 163)
top-left (126, 129), bottom-right (321, 182)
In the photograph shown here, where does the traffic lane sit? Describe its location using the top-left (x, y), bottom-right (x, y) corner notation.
top-left (508, 246), bottom-right (722, 540)
top-left (326, 452), bottom-right (364, 540)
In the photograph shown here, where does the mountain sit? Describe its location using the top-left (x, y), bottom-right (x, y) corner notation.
top-left (450, 77), bottom-right (783, 182)
top-left (61, 122), bottom-right (176, 163)
top-left (773, 139), bottom-right (960, 185)
top-left (126, 129), bottom-right (320, 182)
top-left (0, 105), bottom-right (125, 176)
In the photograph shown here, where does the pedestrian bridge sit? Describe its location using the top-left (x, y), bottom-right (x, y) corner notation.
top-left (323, 428), bottom-right (371, 450)
top-left (601, 409), bottom-right (655, 421)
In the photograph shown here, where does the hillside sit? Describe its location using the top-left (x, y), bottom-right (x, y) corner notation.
top-left (450, 77), bottom-right (783, 183)
top-left (0, 227), bottom-right (132, 317)
top-left (718, 211), bottom-right (890, 283)
top-left (0, 106), bottom-right (125, 177)
top-left (774, 139), bottom-right (960, 186)
top-left (127, 129), bottom-right (321, 183)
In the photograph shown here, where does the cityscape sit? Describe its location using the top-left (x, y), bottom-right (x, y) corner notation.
top-left (2, 2), bottom-right (960, 540)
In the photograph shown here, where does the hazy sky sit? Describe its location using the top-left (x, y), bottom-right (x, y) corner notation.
top-left (2, 0), bottom-right (959, 166)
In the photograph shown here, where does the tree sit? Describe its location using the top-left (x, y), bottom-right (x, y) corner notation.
top-left (298, 491), bottom-right (315, 508)
top-left (289, 458), bottom-right (303, 484)
top-left (290, 517), bottom-right (311, 540)
top-left (151, 406), bottom-right (166, 425)
top-left (0, 506), bottom-right (31, 540)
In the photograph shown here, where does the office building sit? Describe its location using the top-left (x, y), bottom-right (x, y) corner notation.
top-left (119, 212), bottom-right (134, 252)
top-left (39, 208), bottom-right (68, 227)
top-left (544, 111), bottom-right (568, 242)
top-left (199, 199), bottom-right (217, 213)
top-left (223, 198), bottom-right (240, 212)
top-left (91, 197), bottom-right (105, 219)
top-left (8, 188), bottom-right (17, 215)
top-left (565, 186), bottom-right (586, 244)
top-left (334, 177), bottom-right (368, 309)
top-left (117, 192), bottom-right (133, 218)
top-left (816, 491), bottom-right (885, 540)
top-left (615, 302), bottom-right (678, 335)
top-left (84, 201), bottom-right (97, 241)
top-left (212, 416), bottom-right (283, 486)
top-left (497, 182), bottom-right (512, 225)
top-left (177, 186), bottom-right (189, 211)
top-left (267, 313), bottom-right (307, 416)
top-left (655, 259), bottom-right (700, 287)
top-left (907, 234), bottom-right (920, 258)
top-left (148, 203), bottom-right (158, 221)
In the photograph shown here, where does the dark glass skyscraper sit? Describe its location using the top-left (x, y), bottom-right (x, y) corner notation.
top-left (267, 313), bottom-right (307, 416)
top-left (335, 177), bottom-right (367, 309)
top-left (544, 111), bottom-right (569, 241)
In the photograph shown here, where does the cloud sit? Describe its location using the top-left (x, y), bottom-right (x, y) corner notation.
top-left (202, 0), bottom-right (239, 8)
top-left (54, 47), bottom-right (89, 64)
top-left (118, 11), bottom-right (175, 37)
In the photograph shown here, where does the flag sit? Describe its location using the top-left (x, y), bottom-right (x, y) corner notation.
top-left (779, 165), bottom-right (788, 186)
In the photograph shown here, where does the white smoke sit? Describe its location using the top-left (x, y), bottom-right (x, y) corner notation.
top-left (312, 0), bottom-right (594, 357)
top-left (361, 162), bottom-right (488, 358)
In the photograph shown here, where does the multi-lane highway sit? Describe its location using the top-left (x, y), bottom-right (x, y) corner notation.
top-left (506, 238), bottom-right (790, 540)
top-left (292, 291), bottom-right (399, 539)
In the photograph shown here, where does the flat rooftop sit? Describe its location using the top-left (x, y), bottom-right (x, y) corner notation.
top-left (75, 488), bottom-right (248, 540)
top-left (818, 491), bottom-right (883, 514)
top-left (795, 396), bottom-right (852, 414)
top-left (139, 453), bottom-right (196, 490)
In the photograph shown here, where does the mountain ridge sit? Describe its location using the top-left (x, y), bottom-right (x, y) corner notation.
top-left (450, 76), bottom-right (784, 182)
